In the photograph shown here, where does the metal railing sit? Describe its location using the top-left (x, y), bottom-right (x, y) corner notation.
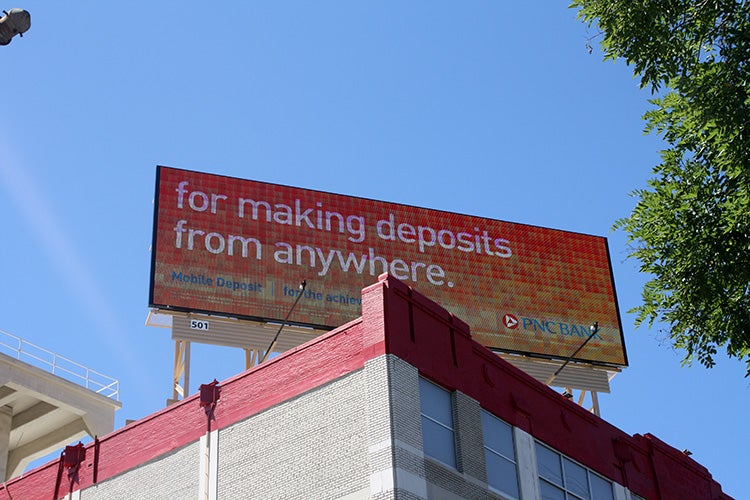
top-left (0, 329), bottom-right (119, 400)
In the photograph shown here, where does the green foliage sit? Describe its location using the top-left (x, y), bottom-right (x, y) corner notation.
top-left (572, 0), bottom-right (750, 375)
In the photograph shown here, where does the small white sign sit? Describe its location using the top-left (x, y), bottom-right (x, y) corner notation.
top-left (190, 319), bottom-right (210, 331)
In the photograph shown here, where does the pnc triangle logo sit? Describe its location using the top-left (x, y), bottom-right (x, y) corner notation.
top-left (503, 313), bottom-right (519, 329)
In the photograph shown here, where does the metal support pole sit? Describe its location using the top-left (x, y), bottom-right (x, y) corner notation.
top-left (172, 339), bottom-right (192, 401)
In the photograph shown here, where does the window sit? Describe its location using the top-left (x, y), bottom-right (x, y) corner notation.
top-left (481, 410), bottom-right (519, 499)
top-left (536, 442), bottom-right (614, 500)
top-left (419, 377), bottom-right (456, 468)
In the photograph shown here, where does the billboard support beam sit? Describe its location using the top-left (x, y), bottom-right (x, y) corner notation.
top-left (244, 349), bottom-right (258, 370)
top-left (560, 387), bottom-right (601, 416)
top-left (575, 389), bottom-right (601, 416)
top-left (171, 339), bottom-right (191, 403)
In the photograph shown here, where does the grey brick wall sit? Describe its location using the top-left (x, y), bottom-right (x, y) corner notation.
top-left (454, 391), bottom-right (487, 483)
top-left (367, 355), bottom-right (432, 500)
top-left (80, 441), bottom-right (199, 500)
top-left (74, 360), bottom-right (380, 500)
top-left (218, 368), bottom-right (369, 500)
top-left (367, 355), bottom-right (503, 500)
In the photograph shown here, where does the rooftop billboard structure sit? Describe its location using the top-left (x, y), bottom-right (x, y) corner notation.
top-left (149, 166), bottom-right (627, 367)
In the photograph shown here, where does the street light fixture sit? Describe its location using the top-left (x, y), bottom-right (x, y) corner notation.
top-left (0, 8), bottom-right (30, 46)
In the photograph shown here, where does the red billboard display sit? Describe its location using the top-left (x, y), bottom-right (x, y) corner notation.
top-left (150, 166), bottom-right (627, 367)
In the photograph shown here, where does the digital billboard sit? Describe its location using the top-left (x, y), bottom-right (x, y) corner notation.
top-left (150, 166), bottom-right (627, 367)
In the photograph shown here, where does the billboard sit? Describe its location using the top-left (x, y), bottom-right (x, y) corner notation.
top-left (150, 166), bottom-right (627, 367)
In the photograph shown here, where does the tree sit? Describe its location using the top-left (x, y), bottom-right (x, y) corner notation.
top-left (572, 0), bottom-right (750, 376)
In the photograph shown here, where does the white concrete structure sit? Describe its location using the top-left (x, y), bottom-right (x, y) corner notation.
top-left (0, 332), bottom-right (120, 480)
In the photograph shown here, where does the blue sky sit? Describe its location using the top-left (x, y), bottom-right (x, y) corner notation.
top-left (1, 2), bottom-right (747, 497)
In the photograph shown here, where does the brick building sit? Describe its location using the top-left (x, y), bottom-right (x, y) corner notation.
top-left (2, 274), bottom-right (731, 499)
